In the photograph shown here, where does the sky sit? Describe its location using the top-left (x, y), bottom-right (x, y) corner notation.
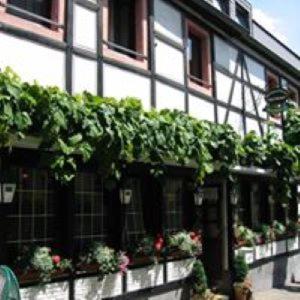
top-left (250, 0), bottom-right (300, 56)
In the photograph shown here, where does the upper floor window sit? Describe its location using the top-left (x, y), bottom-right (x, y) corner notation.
top-left (289, 85), bottom-right (299, 105)
top-left (103, 0), bottom-right (148, 69)
top-left (7, 0), bottom-right (51, 26)
top-left (0, 0), bottom-right (65, 41)
top-left (215, 0), bottom-right (229, 14)
top-left (187, 20), bottom-right (212, 96)
top-left (235, 3), bottom-right (249, 30)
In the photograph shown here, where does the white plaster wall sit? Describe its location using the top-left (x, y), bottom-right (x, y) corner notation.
top-left (0, 32), bottom-right (65, 88)
top-left (73, 4), bottom-right (97, 52)
top-left (154, 0), bottom-right (183, 45)
top-left (218, 107), bottom-right (244, 136)
top-left (214, 36), bottom-right (240, 76)
top-left (253, 89), bottom-right (267, 119)
top-left (231, 81), bottom-right (243, 109)
top-left (103, 64), bottom-right (151, 110)
top-left (73, 55), bottom-right (97, 95)
top-left (244, 56), bottom-right (265, 89)
top-left (215, 71), bottom-right (232, 103)
top-left (21, 282), bottom-right (69, 300)
top-left (189, 94), bottom-right (215, 122)
top-left (156, 81), bottom-right (185, 111)
top-left (155, 39), bottom-right (184, 84)
top-left (244, 86), bottom-right (255, 114)
top-left (246, 118), bottom-right (261, 135)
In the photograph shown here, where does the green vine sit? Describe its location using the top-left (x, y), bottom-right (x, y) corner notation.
top-left (0, 67), bottom-right (299, 204)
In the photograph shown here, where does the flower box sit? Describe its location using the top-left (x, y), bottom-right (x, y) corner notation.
top-left (16, 269), bottom-right (69, 285)
top-left (20, 281), bottom-right (69, 300)
top-left (74, 273), bottom-right (123, 299)
top-left (287, 236), bottom-right (299, 251)
top-left (166, 258), bottom-right (195, 282)
top-left (126, 263), bottom-right (164, 292)
top-left (255, 243), bottom-right (272, 260)
top-left (236, 247), bottom-right (254, 264)
top-left (272, 240), bottom-right (287, 255)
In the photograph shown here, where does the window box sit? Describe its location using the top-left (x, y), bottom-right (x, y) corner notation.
top-left (20, 281), bottom-right (69, 300)
top-left (130, 255), bottom-right (163, 268)
top-left (186, 20), bottom-right (212, 96)
top-left (0, 0), bottom-right (65, 41)
top-left (76, 263), bottom-right (99, 275)
top-left (255, 243), bottom-right (272, 260)
top-left (236, 247), bottom-right (254, 264)
top-left (16, 268), bottom-right (69, 285)
top-left (102, 0), bottom-right (148, 70)
top-left (127, 263), bottom-right (164, 292)
top-left (287, 236), bottom-right (299, 252)
top-left (166, 257), bottom-right (195, 282)
top-left (74, 273), bottom-right (123, 299)
top-left (272, 239), bottom-right (287, 256)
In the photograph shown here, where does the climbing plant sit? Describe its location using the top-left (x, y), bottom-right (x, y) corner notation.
top-left (0, 67), bottom-right (299, 204)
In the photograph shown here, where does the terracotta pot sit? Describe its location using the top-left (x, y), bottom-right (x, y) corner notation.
top-left (233, 283), bottom-right (252, 300)
top-left (130, 256), bottom-right (156, 267)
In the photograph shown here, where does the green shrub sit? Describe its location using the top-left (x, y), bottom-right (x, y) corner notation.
top-left (191, 260), bottom-right (208, 296)
top-left (234, 254), bottom-right (249, 283)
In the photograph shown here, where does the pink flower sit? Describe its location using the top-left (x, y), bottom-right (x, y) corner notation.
top-left (119, 252), bottom-right (130, 273)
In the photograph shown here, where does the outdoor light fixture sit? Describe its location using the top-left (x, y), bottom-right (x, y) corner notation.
top-left (119, 189), bottom-right (133, 205)
top-left (230, 188), bottom-right (239, 206)
top-left (194, 188), bottom-right (205, 206)
top-left (0, 183), bottom-right (17, 204)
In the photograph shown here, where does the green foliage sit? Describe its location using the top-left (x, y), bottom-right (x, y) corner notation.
top-left (16, 246), bottom-right (72, 283)
top-left (272, 220), bottom-right (287, 239)
top-left (0, 67), bottom-right (299, 204)
top-left (168, 231), bottom-right (202, 256)
top-left (80, 242), bottom-right (121, 280)
top-left (191, 260), bottom-right (208, 296)
top-left (234, 254), bottom-right (249, 283)
top-left (234, 225), bottom-right (256, 247)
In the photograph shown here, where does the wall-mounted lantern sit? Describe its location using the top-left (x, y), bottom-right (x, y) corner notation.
top-left (194, 188), bottom-right (205, 206)
top-left (230, 187), bottom-right (239, 206)
top-left (119, 189), bottom-right (133, 205)
top-left (0, 183), bottom-right (17, 204)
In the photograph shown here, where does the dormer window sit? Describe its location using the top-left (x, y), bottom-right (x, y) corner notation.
top-left (236, 3), bottom-right (249, 30)
top-left (215, 0), bottom-right (229, 14)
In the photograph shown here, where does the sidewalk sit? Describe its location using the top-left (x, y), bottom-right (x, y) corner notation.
top-left (253, 284), bottom-right (300, 300)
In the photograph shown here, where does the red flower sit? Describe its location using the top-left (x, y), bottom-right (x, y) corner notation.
top-left (52, 255), bottom-right (61, 265)
top-left (155, 242), bottom-right (163, 252)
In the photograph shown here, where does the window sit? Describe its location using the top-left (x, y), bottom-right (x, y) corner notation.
top-left (0, 0), bottom-right (65, 40)
top-left (102, 0), bottom-right (148, 69)
top-left (215, 0), bottom-right (229, 14)
top-left (5, 168), bottom-right (56, 263)
top-left (74, 173), bottom-right (108, 251)
top-left (164, 179), bottom-right (184, 234)
top-left (235, 3), bottom-right (249, 30)
top-left (7, 0), bottom-right (52, 26)
top-left (187, 20), bottom-right (212, 95)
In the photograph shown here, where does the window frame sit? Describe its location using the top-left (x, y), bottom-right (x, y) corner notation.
top-left (0, 0), bottom-right (65, 41)
top-left (102, 0), bottom-right (148, 70)
top-left (186, 20), bottom-right (212, 96)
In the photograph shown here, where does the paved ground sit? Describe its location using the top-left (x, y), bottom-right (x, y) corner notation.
top-left (253, 284), bottom-right (300, 300)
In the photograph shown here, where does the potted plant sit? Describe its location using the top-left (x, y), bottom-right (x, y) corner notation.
top-left (191, 260), bottom-right (209, 300)
top-left (131, 235), bottom-right (165, 266)
top-left (233, 255), bottom-right (252, 300)
top-left (254, 224), bottom-right (273, 260)
top-left (167, 231), bottom-right (202, 259)
top-left (272, 220), bottom-right (287, 255)
top-left (234, 225), bottom-right (255, 263)
top-left (15, 246), bottom-right (72, 284)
